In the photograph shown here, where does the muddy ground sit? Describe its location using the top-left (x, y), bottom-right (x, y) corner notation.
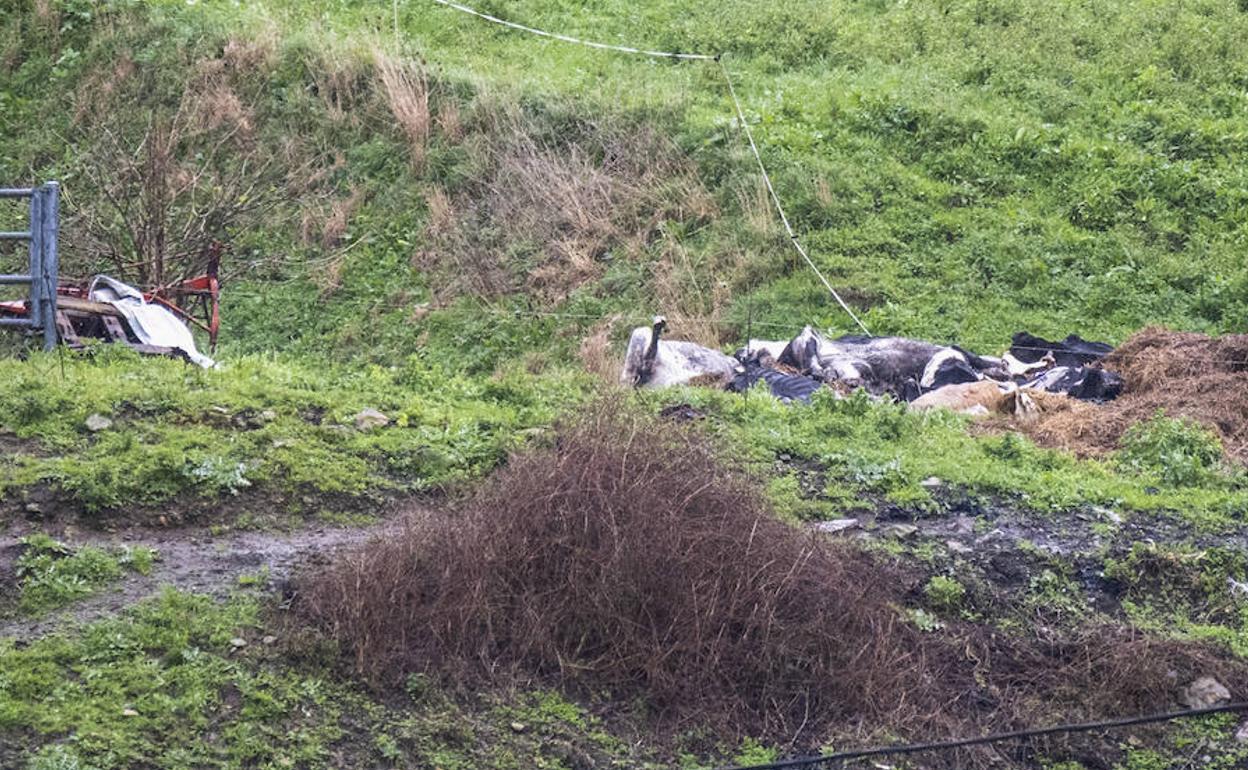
top-left (2, 484), bottom-right (1232, 645)
top-left (0, 513), bottom-right (405, 642)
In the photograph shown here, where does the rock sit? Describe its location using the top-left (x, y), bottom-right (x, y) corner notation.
top-left (122, 708), bottom-right (139, 717)
top-left (1235, 720), bottom-right (1248, 743)
top-left (883, 524), bottom-right (919, 540)
top-left (85, 413), bottom-right (113, 432)
top-left (1092, 506), bottom-right (1123, 525)
top-left (814, 518), bottom-right (859, 534)
top-left (1228, 578), bottom-right (1248, 601)
top-left (262, 635), bottom-right (277, 645)
top-left (509, 722), bottom-right (527, 733)
top-left (920, 476), bottom-right (943, 489)
top-left (354, 408), bottom-right (390, 431)
top-left (945, 539), bottom-right (972, 554)
top-left (230, 637), bottom-right (248, 649)
top-left (259, 410), bottom-right (278, 423)
top-left (1180, 676), bottom-right (1230, 709)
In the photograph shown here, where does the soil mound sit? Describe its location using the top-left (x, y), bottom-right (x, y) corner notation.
top-left (1027, 327), bottom-right (1248, 462)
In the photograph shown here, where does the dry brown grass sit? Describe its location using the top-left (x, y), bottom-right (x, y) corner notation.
top-left (738, 176), bottom-right (779, 237)
top-left (374, 53), bottom-right (430, 171)
top-left (297, 403), bottom-right (1248, 761)
top-left (436, 101), bottom-right (464, 141)
top-left (416, 104), bottom-right (716, 305)
top-left (652, 235), bottom-right (734, 348)
top-left (577, 315), bottom-right (625, 380)
top-left (1025, 328), bottom-right (1248, 462)
top-left (312, 51), bottom-right (371, 124)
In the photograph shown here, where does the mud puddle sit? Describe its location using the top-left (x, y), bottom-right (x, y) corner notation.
top-left (0, 517), bottom-right (399, 643)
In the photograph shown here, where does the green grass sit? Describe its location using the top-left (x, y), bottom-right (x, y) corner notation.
top-left (659, 385), bottom-right (1248, 528)
top-left (0, 589), bottom-right (662, 770)
top-left (0, 348), bottom-right (584, 520)
top-left (10, 534), bottom-right (156, 615)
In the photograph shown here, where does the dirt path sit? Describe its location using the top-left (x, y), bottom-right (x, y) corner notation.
top-left (0, 518), bottom-right (398, 643)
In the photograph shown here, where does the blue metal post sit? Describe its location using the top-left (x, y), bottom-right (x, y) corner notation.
top-left (39, 182), bottom-right (59, 351)
top-left (0, 182), bottom-right (59, 347)
top-left (27, 189), bottom-right (42, 333)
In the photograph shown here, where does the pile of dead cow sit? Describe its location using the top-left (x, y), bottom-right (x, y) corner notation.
top-left (621, 316), bottom-right (1122, 417)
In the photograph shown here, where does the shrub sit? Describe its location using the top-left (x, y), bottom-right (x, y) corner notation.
top-left (297, 402), bottom-right (1248, 754)
top-left (299, 401), bottom-right (933, 742)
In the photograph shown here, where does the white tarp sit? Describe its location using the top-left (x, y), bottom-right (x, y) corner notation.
top-left (88, 275), bottom-right (216, 369)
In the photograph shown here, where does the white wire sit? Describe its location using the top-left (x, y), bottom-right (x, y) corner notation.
top-left (428, 0), bottom-right (872, 334)
top-left (431, 0), bottom-right (715, 60)
top-left (717, 61), bottom-right (870, 335)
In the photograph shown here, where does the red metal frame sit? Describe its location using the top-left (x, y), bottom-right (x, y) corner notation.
top-left (0, 242), bottom-right (221, 351)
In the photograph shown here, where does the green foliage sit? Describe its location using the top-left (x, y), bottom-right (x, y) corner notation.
top-left (1118, 411), bottom-right (1225, 487)
top-left (1104, 543), bottom-right (1248, 656)
top-left (0, 352), bottom-right (584, 519)
top-left (0, 590), bottom-right (348, 769)
top-left (13, 534), bottom-right (155, 615)
top-left (27, 745), bottom-right (97, 770)
top-left (664, 387), bottom-right (1248, 526)
top-left (924, 575), bottom-right (967, 615)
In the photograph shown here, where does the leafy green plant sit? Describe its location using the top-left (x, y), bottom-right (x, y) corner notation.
top-left (1118, 412), bottom-right (1224, 487)
top-left (14, 535), bottom-right (157, 614)
top-left (924, 575), bottom-right (967, 615)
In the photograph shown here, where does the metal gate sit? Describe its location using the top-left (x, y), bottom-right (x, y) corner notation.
top-left (0, 182), bottom-right (59, 350)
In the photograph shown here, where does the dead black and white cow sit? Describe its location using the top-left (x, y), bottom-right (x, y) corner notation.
top-left (621, 316), bottom-right (737, 388)
top-left (777, 326), bottom-right (1007, 400)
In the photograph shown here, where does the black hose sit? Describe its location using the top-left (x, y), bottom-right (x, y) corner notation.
top-left (713, 702), bottom-right (1248, 770)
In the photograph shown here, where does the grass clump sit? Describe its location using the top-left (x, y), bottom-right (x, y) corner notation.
top-left (1118, 412), bottom-right (1225, 487)
top-left (11, 534), bottom-right (156, 615)
top-left (924, 575), bottom-right (968, 615)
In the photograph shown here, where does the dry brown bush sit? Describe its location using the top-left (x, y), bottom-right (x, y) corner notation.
top-left (68, 39), bottom-right (278, 287)
top-left (1025, 328), bottom-right (1248, 462)
top-left (297, 404), bottom-right (1248, 759)
top-left (300, 403), bottom-right (935, 743)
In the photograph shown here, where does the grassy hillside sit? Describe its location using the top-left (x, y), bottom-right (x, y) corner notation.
top-left (4, 0), bottom-right (1248, 357)
top-left (1, 0), bottom-right (1246, 518)
top-left (4, 1), bottom-right (1248, 768)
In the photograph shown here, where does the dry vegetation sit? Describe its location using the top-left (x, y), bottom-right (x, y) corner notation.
top-left (67, 36), bottom-right (279, 287)
top-left (375, 53), bottom-right (431, 171)
top-left (298, 403), bottom-right (1248, 762)
top-left (1027, 328), bottom-right (1248, 462)
top-left (415, 111), bottom-right (716, 304)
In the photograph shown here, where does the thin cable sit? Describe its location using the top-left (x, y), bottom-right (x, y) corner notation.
top-left (431, 0), bottom-right (715, 60)
top-left (714, 701), bottom-right (1248, 770)
top-left (718, 60), bottom-right (869, 335)
top-left (429, 0), bottom-right (872, 334)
